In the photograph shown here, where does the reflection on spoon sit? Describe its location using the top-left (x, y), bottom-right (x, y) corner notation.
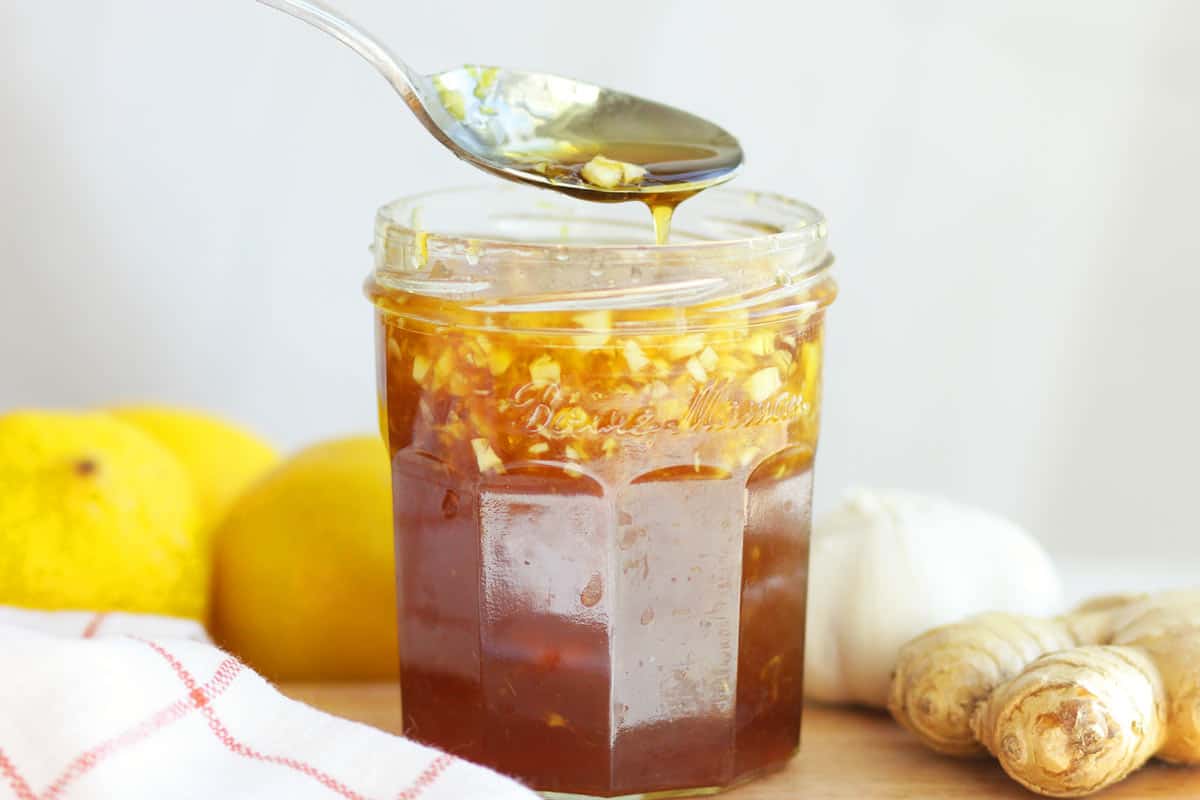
top-left (258, 0), bottom-right (744, 241)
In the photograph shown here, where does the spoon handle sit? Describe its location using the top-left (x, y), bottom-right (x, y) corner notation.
top-left (256, 0), bottom-right (427, 108)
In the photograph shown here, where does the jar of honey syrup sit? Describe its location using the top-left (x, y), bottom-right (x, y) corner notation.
top-left (367, 184), bottom-right (836, 798)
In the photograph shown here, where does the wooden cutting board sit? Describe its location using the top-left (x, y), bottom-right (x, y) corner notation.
top-left (282, 683), bottom-right (1200, 798)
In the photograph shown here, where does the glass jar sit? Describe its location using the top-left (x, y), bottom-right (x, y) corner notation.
top-left (366, 185), bottom-right (836, 799)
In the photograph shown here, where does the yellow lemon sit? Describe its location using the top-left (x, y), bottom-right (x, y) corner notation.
top-left (211, 435), bottom-right (397, 681)
top-left (111, 406), bottom-right (278, 534)
top-left (0, 410), bottom-right (204, 618)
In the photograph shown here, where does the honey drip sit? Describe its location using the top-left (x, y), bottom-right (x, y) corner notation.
top-left (650, 203), bottom-right (674, 246)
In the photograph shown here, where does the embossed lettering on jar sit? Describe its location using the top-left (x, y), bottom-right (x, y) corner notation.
top-left (366, 185), bottom-right (837, 799)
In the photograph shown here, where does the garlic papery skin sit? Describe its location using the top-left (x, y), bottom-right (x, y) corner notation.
top-left (805, 489), bottom-right (1063, 708)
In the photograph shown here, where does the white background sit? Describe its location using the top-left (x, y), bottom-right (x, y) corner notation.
top-left (2, 1), bottom-right (1198, 562)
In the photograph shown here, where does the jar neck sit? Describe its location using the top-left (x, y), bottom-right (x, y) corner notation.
top-left (367, 185), bottom-right (836, 332)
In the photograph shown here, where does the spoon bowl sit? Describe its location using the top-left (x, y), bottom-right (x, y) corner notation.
top-left (257, 0), bottom-right (743, 201)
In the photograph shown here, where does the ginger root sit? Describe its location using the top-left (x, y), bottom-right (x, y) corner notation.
top-left (888, 590), bottom-right (1200, 797)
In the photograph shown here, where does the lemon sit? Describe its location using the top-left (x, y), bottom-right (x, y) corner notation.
top-left (111, 406), bottom-right (278, 534)
top-left (211, 435), bottom-right (397, 681)
top-left (0, 410), bottom-right (204, 618)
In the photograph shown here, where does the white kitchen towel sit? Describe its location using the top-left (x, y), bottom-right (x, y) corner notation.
top-left (0, 609), bottom-right (537, 800)
top-left (0, 608), bottom-right (209, 642)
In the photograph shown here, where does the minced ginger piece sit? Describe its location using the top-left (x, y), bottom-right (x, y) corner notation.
top-left (669, 333), bottom-right (706, 360)
top-left (471, 438), bottom-right (504, 473)
top-left (572, 310), bottom-right (612, 350)
top-left (656, 396), bottom-right (689, 421)
top-left (746, 366), bottom-right (783, 403)
top-left (748, 331), bottom-right (776, 357)
top-left (623, 340), bottom-right (649, 372)
top-left (580, 155), bottom-right (647, 189)
top-left (488, 348), bottom-right (514, 376)
top-left (529, 354), bottom-right (561, 384)
top-left (432, 349), bottom-right (455, 387)
top-left (411, 354), bottom-right (431, 383)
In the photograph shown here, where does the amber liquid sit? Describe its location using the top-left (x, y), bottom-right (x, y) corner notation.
top-left (390, 456), bottom-right (811, 796)
top-left (508, 139), bottom-right (740, 244)
top-left (372, 285), bottom-right (830, 797)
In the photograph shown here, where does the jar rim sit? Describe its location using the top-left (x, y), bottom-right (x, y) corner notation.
top-left (369, 184), bottom-right (835, 324)
top-left (374, 184), bottom-right (829, 262)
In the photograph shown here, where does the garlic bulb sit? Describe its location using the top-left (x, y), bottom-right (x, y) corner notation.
top-left (804, 489), bottom-right (1063, 708)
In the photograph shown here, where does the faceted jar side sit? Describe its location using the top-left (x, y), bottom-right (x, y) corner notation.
top-left (374, 292), bottom-right (827, 798)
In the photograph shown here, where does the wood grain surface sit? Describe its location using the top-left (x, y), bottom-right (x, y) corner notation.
top-left (281, 683), bottom-right (1200, 798)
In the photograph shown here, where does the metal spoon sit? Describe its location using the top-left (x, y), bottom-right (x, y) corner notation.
top-left (256, 0), bottom-right (743, 202)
